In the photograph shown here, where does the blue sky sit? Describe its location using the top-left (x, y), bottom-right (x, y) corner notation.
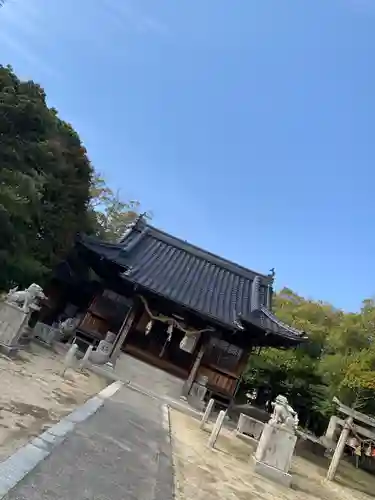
top-left (1, 0), bottom-right (374, 311)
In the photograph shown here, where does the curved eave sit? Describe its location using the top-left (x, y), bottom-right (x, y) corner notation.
top-left (76, 234), bottom-right (121, 259)
top-left (239, 306), bottom-right (308, 346)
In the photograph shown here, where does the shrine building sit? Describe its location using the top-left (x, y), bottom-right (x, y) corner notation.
top-left (46, 217), bottom-right (307, 405)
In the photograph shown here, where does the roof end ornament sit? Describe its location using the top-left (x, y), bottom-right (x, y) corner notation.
top-left (268, 267), bottom-right (276, 284)
top-left (117, 212), bottom-right (147, 243)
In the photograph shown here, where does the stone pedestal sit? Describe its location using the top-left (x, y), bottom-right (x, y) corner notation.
top-left (90, 332), bottom-right (116, 365)
top-left (253, 422), bottom-right (297, 487)
top-left (0, 301), bottom-right (31, 354)
top-left (188, 375), bottom-right (208, 411)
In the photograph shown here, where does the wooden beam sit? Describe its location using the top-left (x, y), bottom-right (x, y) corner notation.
top-left (110, 307), bottom-right (137, 364)
top-left (333, 397), bottom-right (375, 428)
top-left (182, 343), bottom-right (206, 397)
top-left (335, 418), bottom-right (375, 441)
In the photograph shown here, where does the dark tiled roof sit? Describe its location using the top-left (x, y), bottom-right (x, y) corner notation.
top-left (76, 238), bottom-right (129, 263)
top-left (78, 223), bottom-right (306, 343)
top-left (259, 306), bottom-right (306, 338)
top-left (239, 307), bottom-right (307, 343)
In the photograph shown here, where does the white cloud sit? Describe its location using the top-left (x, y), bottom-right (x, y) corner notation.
top-left (139, 16), bottom-right (168, 36)
top-left (100, 0), bottom-right (169, 36)
top-left (0, 0), bottom-right (42, 34)
top-left (0, 0), bottom-right (62, 77)
top-left (0, 0), bottom-right (168, 81)
top-left (344, 0), bottom-right (375, 14)
top-left (0, 29), bottom-right (60, 78)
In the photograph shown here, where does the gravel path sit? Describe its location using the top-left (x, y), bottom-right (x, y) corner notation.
top-left (0, 343), bottom-right (105, 462)
top-left (170, 409), bottom-right (374, 500)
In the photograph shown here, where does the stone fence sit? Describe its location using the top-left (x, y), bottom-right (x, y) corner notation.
top-left (33, 322), bottom-right (60, 346)
top-left (235, 413), bottom-right (265, 441)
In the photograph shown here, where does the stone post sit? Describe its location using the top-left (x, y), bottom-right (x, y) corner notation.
top-left (79, 345), bottom-right (94, 371)
top-left (60, 343), bottom-right (78, 377)
top-left (200, 398), bottom-right (214, 429)
top-left (326, 417), bottom-right (353, 481)
top-left (325, 415), bottom-right (339, 441)
top-left (207, 410), bottom-right (226, 448)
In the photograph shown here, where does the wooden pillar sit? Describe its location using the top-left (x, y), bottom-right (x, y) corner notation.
top-left (182, 343), bottom-right (206, 397)
top-left (110, 307), bottom-right (137, 364)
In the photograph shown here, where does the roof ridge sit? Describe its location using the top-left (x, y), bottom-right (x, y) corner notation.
top-left (143, 224), bottom-right (273, 284)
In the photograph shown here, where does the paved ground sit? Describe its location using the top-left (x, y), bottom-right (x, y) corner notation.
top-left (113, 353), bottom-right (185, 400)
top-left (4, 386), bottom-right (174, 500)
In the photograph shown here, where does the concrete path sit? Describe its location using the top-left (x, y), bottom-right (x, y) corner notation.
top-left (4, 386), bottom-right (174, 500)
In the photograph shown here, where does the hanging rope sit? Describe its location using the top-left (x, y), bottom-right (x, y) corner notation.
top-left (345, 421), bottom-right (375, 465)
top-left (138, 295), bottom-right (215, 337)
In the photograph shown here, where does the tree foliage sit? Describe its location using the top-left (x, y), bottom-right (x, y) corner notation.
top-left (0, 64), bottom-right (148, 289)
top-left (89, 173), bottom-right (151, 242)
top-left (0, 64), bottom-right (94, 288)
top-left (242, 288), bottom-right (375, 435)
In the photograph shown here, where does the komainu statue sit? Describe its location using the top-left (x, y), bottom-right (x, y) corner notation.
top-left (269, 395), bottom-right (299, 430)
top-left (58, 317), bottom-right (81, 342)
top-left (6, 283), bottom-right (46, 312)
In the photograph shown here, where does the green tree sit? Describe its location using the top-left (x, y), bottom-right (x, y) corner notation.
top-left (241, 287), bottom-right (375, 434)
top-left (243, 346), bottom-right (328, 433)
top-left (0, 64), bottom-right (151, 290)
top-left (89, 173), bottom-right (151, 242)
top-left (0, 64), bottom-right (93, 288)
